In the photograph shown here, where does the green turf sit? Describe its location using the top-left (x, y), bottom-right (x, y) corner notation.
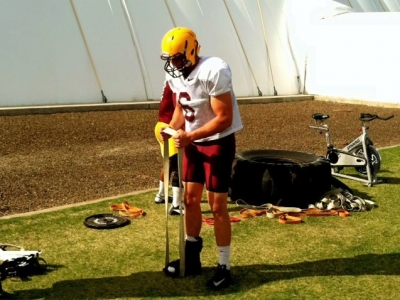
top-left (1, 147), bottom-right (400, 300)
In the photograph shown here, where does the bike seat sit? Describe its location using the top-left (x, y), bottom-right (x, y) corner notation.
top-left (359, 113), bottom-right (376, 122)
top-left (312, 113), bottom-right (330, 121)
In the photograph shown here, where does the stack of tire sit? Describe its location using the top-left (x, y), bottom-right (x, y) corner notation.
top-left (229, 149), bottom-right (332, 208)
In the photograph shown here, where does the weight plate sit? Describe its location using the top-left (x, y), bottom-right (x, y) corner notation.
top-left (84, 214), bottom-right (130, 230)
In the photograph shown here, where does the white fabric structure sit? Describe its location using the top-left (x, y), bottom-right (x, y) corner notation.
top-left (0, 0), bottom-right (299, 106)
top-left (305, 12), bottom-right (400, 104)
top-left (0, 0), bottom-right (400, 107)
top-left (334, 0), bottom-right (400, 12)
top-left (288, 0), bottom-right (400, 104)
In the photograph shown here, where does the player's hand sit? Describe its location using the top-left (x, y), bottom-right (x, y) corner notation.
top-left (160, 127), bottom-right (170, 141)
top-left (160, 127), bottom-right (177, 141)
top-left (172, 129), bottom-right (192, 148)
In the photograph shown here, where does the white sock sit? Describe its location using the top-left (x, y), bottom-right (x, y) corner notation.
top-left (186, 235), bottom-right (197, 242)
top-left (158, 180), bottom-right (164, 197)
top-left (218, 246), bottom-right (231, 270)
top-left (172, 186), bottom-right (183, 207)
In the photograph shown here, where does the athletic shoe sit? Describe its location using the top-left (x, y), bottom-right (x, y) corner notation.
top-left (154, 194), bottom-right (173, 204)
top-left (206, 264), bottom-right (232, 290)
top-left (169, 205), bottom-right (185, 215)
top-left (163, 237), bottom-right (203, 277)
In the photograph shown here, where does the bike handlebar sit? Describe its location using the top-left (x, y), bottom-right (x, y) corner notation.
top-left (309, 125), bottom-right (328, 132)
top-left (359, 113), bottom-right (394, 122)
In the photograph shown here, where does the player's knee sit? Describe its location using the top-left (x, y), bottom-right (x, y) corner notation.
top-left (210, 202), bottom-right (228, 217)
top-left (184, 191), bottom-right (202, 207)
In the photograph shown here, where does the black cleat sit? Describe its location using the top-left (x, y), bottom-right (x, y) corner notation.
top-left (206, 264), bottom-right (232, 290)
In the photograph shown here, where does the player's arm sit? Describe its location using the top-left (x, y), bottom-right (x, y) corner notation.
top-left (158, 81), bottom-right (174, 120)
top-left (173, 91), bottom-right (232, 147)
top-left (188, 91), bottom-right (233, 142)
top-left (169, 101), bottom-right (185, 131)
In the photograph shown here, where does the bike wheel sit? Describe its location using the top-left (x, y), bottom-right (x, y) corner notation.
top-left (352, 145), bottom-right (381, 177)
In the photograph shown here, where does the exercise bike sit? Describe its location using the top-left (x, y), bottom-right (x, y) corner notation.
top-left (309, 112), bottom-right (394, 186)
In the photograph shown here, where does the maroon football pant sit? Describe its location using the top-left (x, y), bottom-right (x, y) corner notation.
top-left (183, 134), bottom-right (236, 193)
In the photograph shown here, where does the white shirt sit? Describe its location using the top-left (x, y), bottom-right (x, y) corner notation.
top-left (166, 56), bottom-right (243, 142)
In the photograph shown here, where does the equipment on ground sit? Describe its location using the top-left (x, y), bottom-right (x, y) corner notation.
top-left (0, 244), bottom-right (47, 296)
top-left (162, 127), bottom-right (185, 277)
top-left (84, 213), bottom-right (130, 229)
top-left (309, 113), bottom-right (394, 186)
top-left (230, 149), bottom-right (332, 208)
top-left (163, 133), bottom-right (170, 270)
top-left (176, 148), bottom-right (185, 277)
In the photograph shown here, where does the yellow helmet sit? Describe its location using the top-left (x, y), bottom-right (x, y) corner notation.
top-left (160, 27), bottom-right (200, 77)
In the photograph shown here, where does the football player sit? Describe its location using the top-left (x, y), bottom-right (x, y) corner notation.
top-left (160, 27), bottom-right (243, 290)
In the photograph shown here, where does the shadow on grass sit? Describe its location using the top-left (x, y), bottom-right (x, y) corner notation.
top-left (378, 175), bottom-right (400, 185)
top-left (7, 253), bottom-right (400, 299)
top-left (1, 264), bottom-right (63, 299)
top-left (341, 173), bottom-right (400, 201)
top-left (347, 187), bottom-right (375, 201)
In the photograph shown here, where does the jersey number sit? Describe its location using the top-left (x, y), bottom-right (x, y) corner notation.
top-left (176, 92), bottom-right (195, 122)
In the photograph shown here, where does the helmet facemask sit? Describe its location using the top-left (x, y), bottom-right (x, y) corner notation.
top-left (161, 52), bottom-right (192, 78)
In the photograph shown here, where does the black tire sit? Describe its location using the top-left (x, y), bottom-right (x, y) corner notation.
top-left (84, 214), bottom-right (130, 230)
top-left (352, 145), bottom-right (381, 177)
top-left (230, 149), bottom-right (332, 208)
top-left (331, 176), bottom-right (353, 194)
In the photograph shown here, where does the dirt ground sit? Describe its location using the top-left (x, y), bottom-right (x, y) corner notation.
top-left (1, 100), bottom-right (399, 217)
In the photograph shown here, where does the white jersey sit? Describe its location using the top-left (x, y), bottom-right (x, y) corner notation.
top-left (165, 56), bottom-right (243, 142)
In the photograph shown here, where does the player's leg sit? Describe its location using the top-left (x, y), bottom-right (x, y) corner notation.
top-left (169, 154), bottom-right (185, 215)
top-left (208, 191), bottom-right (231, 247)
top-left (202, 134), bottom-right (236, 290)
top-left (163, 143), bottom-right (204, 277)
top-left (154, 168), bottom-right (167, 204)
top-left (154, 121), bottom-right (171, 204)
